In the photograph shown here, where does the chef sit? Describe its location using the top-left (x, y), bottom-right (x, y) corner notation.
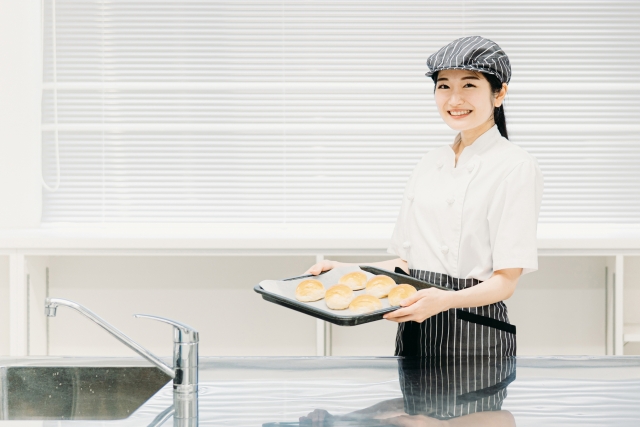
top-left (305, 36), bottom-right (543, 357)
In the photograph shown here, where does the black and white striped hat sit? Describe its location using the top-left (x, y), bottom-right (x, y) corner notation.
top-left (426, 36), bottom-right (511, 84)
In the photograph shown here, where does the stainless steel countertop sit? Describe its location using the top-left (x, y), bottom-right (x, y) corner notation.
top-left (1, 356), bottom-right (639, 426)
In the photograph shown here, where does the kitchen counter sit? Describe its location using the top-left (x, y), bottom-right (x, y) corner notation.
top-left (2, 223), bottom-right (640, 255)
top-left (1, 356), bottom-right (639, 426)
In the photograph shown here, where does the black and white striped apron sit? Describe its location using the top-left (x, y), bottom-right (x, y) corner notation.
top-left (395, 269), bottom-right (516, 358)
top-left (398, 356), bottom-right (516, 419)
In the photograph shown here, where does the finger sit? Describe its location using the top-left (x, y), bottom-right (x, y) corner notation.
top-left (385, 314), bottom-right (415, 323)
top-left (304, 264), bottom-right (321, 276)
top-left (384, 310), bottom-right (418, 323)
top-left (384, 306), bottom-right (417, 321)
top-left (320, 260), bottom-right (335, 272)
top-left (308, 261), bottom-right (333, 276)
top-left (386, 313), bottom-right (417, 323)
top-left (400, 291), bottom-right (424, 307)
top-left (384, 306), bottom-right (413, 319)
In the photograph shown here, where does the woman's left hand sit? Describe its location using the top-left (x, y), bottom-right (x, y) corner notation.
top-left (383, 288), bottom-right (451, 323)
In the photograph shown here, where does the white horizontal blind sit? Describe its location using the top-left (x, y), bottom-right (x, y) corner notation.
top-left (41, 0), bottom-right (640, 223)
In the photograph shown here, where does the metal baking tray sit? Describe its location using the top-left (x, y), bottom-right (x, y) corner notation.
top-left (254, 268), bottom-right (396, 326)
top-left (254, 266), bottom-right (451, 327)
top-left (358, 266), bottom-right (453, 292)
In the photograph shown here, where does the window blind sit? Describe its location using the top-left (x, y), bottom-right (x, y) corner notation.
top-left (41, 0), bottom-right (640, 223)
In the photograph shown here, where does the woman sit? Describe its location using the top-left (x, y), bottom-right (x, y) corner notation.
top-left (305, 36), bottom-right (543, 358)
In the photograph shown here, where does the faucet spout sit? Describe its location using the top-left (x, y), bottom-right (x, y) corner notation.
top-left (44, 303), bottom-right (57, 317)
top-left (45, 297), bottom-right (175, 379)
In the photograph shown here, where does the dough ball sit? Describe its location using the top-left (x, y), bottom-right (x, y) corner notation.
top-left (388, 284), bottom-right (417, 307)
top-left (295, 279), bottom-right (326, 302)
top-left (365, 275), bottom-right (396, 298)
top-left (325, 284), bottom-right (354, 310)
top-left (349, 294), bottom-right (383, 315)
top-left (338, 271), bottom-right (368, 290)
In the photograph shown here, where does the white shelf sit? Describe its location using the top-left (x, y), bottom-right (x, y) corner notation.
top-left (1, 223), bottom-right (640, 255)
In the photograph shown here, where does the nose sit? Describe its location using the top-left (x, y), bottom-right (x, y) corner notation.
top-left (448, 87), bottom-right (464, 106)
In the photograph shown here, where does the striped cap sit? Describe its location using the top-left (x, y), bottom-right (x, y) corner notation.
top-left (426, 36), bottom-right (511, 84)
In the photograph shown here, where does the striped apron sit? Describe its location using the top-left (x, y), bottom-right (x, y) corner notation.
top-left (399, 356), bottom-right (516, 419)
top-left (395, 269), bottom-right (516, 358)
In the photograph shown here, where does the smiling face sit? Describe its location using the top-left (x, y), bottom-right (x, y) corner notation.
top-left (434, 69), bottom-right (505, 132)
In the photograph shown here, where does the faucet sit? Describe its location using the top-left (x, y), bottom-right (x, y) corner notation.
top-left (45, 297), bottom-right (199, 393)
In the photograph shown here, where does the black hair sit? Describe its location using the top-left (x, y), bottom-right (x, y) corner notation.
top-left (431, 71), bottom-right (508, 140)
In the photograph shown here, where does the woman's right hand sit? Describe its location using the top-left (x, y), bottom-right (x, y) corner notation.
top-left (304, 259), bottom-right (340, 276)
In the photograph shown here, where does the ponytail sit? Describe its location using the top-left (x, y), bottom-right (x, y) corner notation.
top-left (493, 104), bottom-right (508, 140)
top-left (483, 72), bottom-right (509, 140)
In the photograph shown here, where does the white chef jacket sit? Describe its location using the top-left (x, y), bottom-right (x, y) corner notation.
top-left (388, 125), bottom-right (543, 281)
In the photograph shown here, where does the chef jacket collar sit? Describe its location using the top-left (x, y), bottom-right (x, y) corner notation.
top-left (447, 125), bottom-right (500, 169)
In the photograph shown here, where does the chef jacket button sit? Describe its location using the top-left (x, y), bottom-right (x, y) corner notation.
top-left (437, 160), bottom-right (444, 169)
top-left (446, 197), bottom-right (455, 205)
top-left (440, 245), bottom-right (449, 254)
top-left (403, 240), bottom-right (411, 249)
top-left (467, 163), bottom-right (475, 172)
top-left (407, 192), bottom-right (414, 201)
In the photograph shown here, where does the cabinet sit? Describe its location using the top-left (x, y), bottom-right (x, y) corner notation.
top-left (1, 224), bottom-right (639, 357)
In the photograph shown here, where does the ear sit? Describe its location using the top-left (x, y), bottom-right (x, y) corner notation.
top-left (494, 83), bottom-right (508, 108)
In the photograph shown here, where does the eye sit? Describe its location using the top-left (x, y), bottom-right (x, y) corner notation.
top-left (437, 84), bottom-right (449, 89)
top-left (463, 83), bottom-right (476, 88)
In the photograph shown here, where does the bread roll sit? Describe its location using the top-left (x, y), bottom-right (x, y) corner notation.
top-left (365, 275), bottom-right (396, 298)
top-left (349, 295), bottom-right (383, 314)
top-left (338, 271), bottom-right (368, 291)
top-left (325, 284), bottom-right (354, 310)
top-left (295, 279), bottom-right (325, 302)
top-left (388, 284), bottom-right (417, 306)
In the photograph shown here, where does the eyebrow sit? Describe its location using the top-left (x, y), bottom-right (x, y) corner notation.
top-left (436, 76), bottom-right (481, 82)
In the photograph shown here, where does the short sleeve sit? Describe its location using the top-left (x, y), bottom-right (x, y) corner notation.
top-left (387, 164), bottom-right (421, 261)
top-left (488, 159), bottom-right (543, 275)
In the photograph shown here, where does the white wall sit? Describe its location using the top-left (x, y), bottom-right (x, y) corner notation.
top-left (0, 0), bottom-right (42, 230)
top-left (624, 256), bottom-right (640, 355)
top-left (624, 256), bottom-right (640, 324)
top-left (46, 256), bottom-right (318, 357)
top-left (507, 256), bottom-right (607, 355)
top-left (0, 256), bottom-right (9, 355)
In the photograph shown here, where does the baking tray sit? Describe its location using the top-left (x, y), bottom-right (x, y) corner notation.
top-left (358, 266), bottom-right (453, 292)
top-left (254, 267), bottom-right (397, 326)
top-left (254, 265), bottom-right (451, 327)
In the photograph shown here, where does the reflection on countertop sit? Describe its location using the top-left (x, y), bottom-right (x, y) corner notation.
top-left (297, 356), bottom-right (516, 426)
top-left (0, 356), bottom-right (639, 426)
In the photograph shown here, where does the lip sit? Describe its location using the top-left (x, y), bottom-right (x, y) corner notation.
top-left (448, 110), bottom-right (472, 119)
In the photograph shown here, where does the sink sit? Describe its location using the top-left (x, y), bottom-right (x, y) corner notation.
top-left (0, 366), bottom-right (171, 420)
